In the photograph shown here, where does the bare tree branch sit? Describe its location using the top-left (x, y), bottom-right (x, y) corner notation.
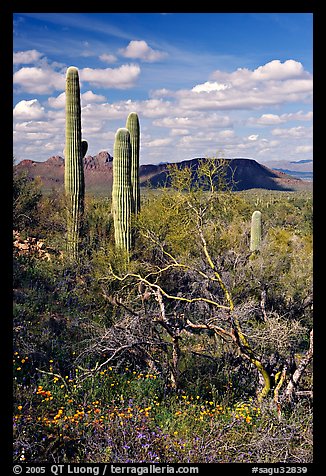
top-left (285, 329), bottom-right (313, 402)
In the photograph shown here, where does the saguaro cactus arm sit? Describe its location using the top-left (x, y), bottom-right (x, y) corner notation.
top-left (126, 112), bottom-right (140, 215)
top-left (82, 140), bottom-right (88, 159)
top-left (112, 128), bottom-right (133, 254)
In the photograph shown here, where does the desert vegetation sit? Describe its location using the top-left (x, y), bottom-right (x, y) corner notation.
top-left (12, 66), bottom-right (313, 464)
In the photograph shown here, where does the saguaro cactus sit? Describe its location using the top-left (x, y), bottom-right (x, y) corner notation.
top-left (64, 66), bottom-right (87, 259)
top-left (250, 210), bottom-right (262, 253)
top-left (126, 112), bottom-right (140, 215)
top-left (112, 128), bottom-right (133, 254)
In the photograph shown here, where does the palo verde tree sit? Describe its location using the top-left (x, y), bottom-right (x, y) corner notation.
top-left (96, 157), bottom-right (312, 410)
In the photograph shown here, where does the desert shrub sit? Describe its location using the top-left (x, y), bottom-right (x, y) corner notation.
top-left (13, 166), bottom-right (313, 464)
top-left (83, 196), bottom-right (114, 252)
top-left (13, 169), bottom-right (42, 234)
top-left (33, 189), bottom-right (67, 247)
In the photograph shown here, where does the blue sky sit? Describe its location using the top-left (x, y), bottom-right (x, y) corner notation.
top-left (13, 12), bottom-right (313, 165)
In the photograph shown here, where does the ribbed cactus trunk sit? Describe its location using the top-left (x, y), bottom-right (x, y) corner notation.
top-left (112, 128), bottom-right (133, 255)
top-left (126, 112), bottom-right (140, 215)
top-left (65, 66), bottom-right (87, 259)
top-left (250, 210), bottom-right (262, 253)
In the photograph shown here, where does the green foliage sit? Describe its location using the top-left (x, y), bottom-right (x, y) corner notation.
top-left (83, 196), bottom-right (114, 251)
top-left (13, 168), bottom-right (42, 233)
top-left (13, 158), bottom-right (313, 463)
top-left (33, 189), bottom-right (67, 248)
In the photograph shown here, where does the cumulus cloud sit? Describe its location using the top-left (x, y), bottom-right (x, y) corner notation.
top-left (271, 126), bottom-right (312, 138)
top-left (295, 145), bottom-right (313, 153)
top-left (249, 110), bottom-right (313, 126)
top-left (252, 59), bottom-right (307, 80)
top-left (211, 59), bottom-right (309, 84)
top-left (13, 99), bottom-right (46, 120)
top-left (146, 137), bottom-right (173, 147)
top-left (99, 53), bottom-right (117, 63)
top-left (13, 67), bottom-right (65, 94)
top-left (13, 55), bottom-right (313, 164)
top-left (80, 64), bottom-right (141, 88)
top-left (192, 81), bottom-right (230, 93)
top-left (13, 49), bottom-right (44, 65)
top-left (82, 90), bottom-right (107, 104)
top-left (47, 90), bottom-right (107, 109)
top-left (170, 128), bottom-right (190, 136)
top-left (81, 101), bottom-right (137, 121)
top-left (14, 120), bottom-right (53, 133)
top-left (24, 132), bottom-right (52, 141)
top-left (120, 40), bottom-right (167, 62)
top-left (154, 113), bottom-right (232, 129)
top-left (48, 92), bottom-right (65, 109)
top-left (252, 114), bottom-right (285, 125)
top-left (202, 59), bottom-right (313, 110)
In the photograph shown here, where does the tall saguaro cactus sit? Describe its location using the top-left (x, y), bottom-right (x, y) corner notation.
top-left (112, 128), bottom-right (133, 254)
top-left (250, 210), bottom-right (262, 253)
top-left (64, 66), bottom-right (87, 259)
top-left (126, 112), bottom-right (140, 215)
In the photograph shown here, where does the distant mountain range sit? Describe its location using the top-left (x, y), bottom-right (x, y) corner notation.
top-left (15, 152), bottom-right (311, 194)
top-left (260, 159), bottom-right (313, 181)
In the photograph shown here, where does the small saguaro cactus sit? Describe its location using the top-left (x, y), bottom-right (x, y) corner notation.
top-left (112, 128), bottom-right (133, 254)
top-left (64, 66), bottom-right (87, 259)
top-left (126, 112), bottom-right (140, 215)
top-left (250, 210), bottom-right (262, 253)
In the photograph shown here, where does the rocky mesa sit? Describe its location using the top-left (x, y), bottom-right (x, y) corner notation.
top-left (14, 152), bottom-right (310, 194)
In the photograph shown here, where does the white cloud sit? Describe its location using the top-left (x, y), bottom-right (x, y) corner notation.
top-left (13, 67), bottom-right (65, 94)
top-left (82, 90), bottom-right (107, 104)
top-left (146, 137), bottom-right (173, 147)
top-left (271, 126), bottom-right (312, 138)
top-left (211, 59), bottom-right (309, 85)
top-left (13, 49), bottom-right (44, 65)
top-left (170, 128), bottom-right (189, 136)
top-left (80, 64), bottom-right (141, 89)
top-left (218, 129), bottom-right (235, 139)
top-left (154, 113), bottom-right (232, 129)
top-left (249, 110), bottom-right (313, 126)
top-left (48, 92), bottom-right (65, 109)
top-left (120, 40), bottom-right (167, 62)
top-left (24, 132), bottom-right (52, 141)
top-left (135, 99), bottom-right (172, 118)
top-left (253, 114), bottom-right (284, 125)
top-left (252, 59), bottom-right (307, 80)
top-left (295, 145), bottom-right (313, 153)
top-left (99, 53), bottom-right (117, 63)
top-left (12, 55), bottom-right (313, 165)
top-left (192, 81), bottom-right (230, 93)
top-left (14, 121), bottom-right (48, 132)
top-left (47, 90), bottom-right (107, 109)
top-left (81, 101), bottom-right (137, 121)
top-left (203, 59), bottom-right (313, 110)
top-left (13, 99), bottom-right (46, 120)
